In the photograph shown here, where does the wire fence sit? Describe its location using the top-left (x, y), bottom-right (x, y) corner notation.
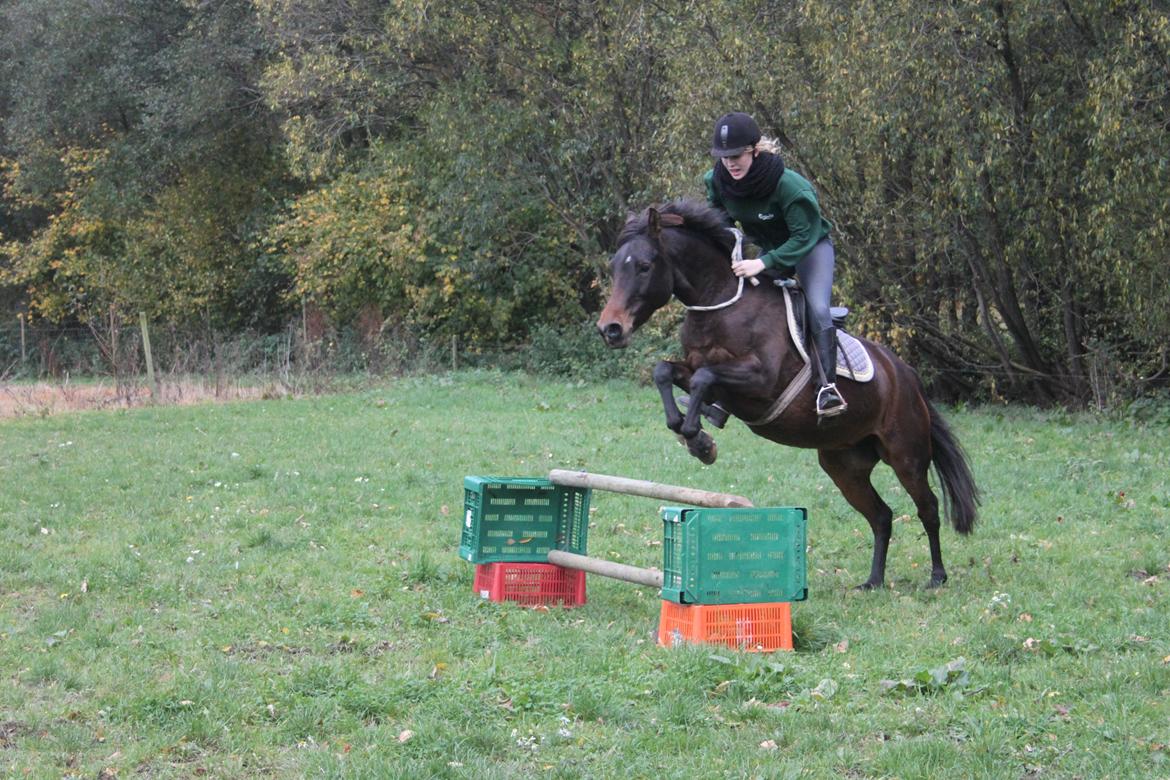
top-left (0, 314), bottom-right (484, 385)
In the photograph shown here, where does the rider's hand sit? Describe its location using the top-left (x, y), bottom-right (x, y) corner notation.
top-left (732, 258), bottom-right (766, 278)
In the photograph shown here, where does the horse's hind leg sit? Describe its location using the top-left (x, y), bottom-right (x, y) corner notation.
top-left (818, 445), bottom-right (893, 590)
top-left (886, 444), bottom-right (947, 588)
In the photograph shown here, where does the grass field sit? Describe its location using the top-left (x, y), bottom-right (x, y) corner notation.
top-left (1, 370), bottom-right (1168, 778)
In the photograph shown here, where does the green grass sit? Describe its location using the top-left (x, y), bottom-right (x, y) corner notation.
top-left (1, 370), bottom-right (1168, 778)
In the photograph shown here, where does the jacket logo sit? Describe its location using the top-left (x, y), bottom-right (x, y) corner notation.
top-left (757, 213), bottom-right (775, 221)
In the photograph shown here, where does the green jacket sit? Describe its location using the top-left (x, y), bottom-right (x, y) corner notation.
top-left (704, 166), bottom-right (833, 271)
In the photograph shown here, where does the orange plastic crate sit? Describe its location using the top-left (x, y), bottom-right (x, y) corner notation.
top-left (473, 563), bottom-right (587, 607)
top-left (657, 600), bottom-right (792, 652)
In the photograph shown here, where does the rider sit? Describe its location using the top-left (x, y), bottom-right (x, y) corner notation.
top-left (704, 111), bottom-right (846, 418)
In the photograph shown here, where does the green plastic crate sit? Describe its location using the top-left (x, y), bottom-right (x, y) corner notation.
top-left (661, 506), bottom-right (807, 605)
top-left (459, 476), bottom-right (590, 563)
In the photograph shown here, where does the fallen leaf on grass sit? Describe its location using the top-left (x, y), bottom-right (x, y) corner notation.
top-left (810, 678), bottom-right (838, 701)
top-left (398, 729), bottom-right (414, 743)
top-left (760, 740), bottom-right (778, 750)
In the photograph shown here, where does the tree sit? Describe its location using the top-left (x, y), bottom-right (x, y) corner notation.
top-left (0, 0), bottom-right (290, 329)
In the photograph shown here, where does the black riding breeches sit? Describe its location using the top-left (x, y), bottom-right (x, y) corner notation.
top-left (795, 238), bottom-right (836, 335)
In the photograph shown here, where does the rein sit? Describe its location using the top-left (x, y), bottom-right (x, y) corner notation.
top-left (679, 228), bottom-right (752, 312)
top-left (682, 277), bottom-right (744, 312)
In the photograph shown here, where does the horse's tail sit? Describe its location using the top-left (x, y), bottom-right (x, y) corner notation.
top-left (926, 399), bottom-right (980, 535)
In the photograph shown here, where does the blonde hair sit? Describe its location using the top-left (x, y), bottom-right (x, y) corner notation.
top-left (755, 136), bottom-right (782, 155)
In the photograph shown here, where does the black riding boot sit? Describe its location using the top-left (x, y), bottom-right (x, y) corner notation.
top-left (812, 326), bottom-right (847, 417)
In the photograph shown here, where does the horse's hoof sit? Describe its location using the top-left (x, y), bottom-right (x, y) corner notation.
top-left (684, 432), bottom-right (718, 465)
top-left (926, 572), bottom-right (948, 589)
top-left (853, 580), bottom-right (882, 592)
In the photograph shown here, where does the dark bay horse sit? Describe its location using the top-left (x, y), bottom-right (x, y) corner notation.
top-left (597, 200), bottom-right (979, 590)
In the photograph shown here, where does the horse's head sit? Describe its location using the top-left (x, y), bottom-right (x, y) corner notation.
top-left (597, 208), bottom-right (682, 348)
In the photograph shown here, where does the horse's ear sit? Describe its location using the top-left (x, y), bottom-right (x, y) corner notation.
top-left (647, 208), bottom-right (683, 239)
top-left (647, 207), bottom-right (662, 238)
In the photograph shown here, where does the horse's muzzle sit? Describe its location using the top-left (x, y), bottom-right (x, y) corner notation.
top-left (599, 321), bottom-right (628, 348)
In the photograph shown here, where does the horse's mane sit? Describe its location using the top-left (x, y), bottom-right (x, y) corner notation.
top-left (616, 198), bottom-right (735, 254)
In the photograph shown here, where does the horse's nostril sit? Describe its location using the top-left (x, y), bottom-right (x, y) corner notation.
top-left (603, 323), bottom-right (623, 342)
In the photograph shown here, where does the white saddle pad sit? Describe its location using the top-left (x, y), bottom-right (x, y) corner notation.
top-left (782, 287), bottom-right (874, 383)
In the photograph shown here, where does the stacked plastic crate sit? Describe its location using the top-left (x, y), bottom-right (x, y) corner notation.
top-left (459, 476), bottom-right (591, 607)
top-left (657, 506), bottom-right (808, 652)
top-left (458, 474), bottom-right (809, 653)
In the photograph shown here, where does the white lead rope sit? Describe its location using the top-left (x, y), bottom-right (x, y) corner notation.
top-left (679, 227), bottom-right (757, 312)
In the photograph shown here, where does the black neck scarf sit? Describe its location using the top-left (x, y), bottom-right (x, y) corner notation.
top-left (713, 150), bottom-right (785, 201)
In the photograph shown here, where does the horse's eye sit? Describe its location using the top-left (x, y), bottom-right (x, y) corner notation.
top-left (635, 259), bottom-right (652, 274)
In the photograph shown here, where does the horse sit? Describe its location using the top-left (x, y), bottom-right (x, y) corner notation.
top-left (596, 199), bottom-right (979, 590)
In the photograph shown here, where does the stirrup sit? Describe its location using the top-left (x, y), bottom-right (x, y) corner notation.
top-left (816, 383), bottom-right (847, 417)
top-left (677, 394), bottom-right (729, 429)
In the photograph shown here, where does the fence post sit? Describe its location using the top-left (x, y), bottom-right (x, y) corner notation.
top-left (19, 313), bottom-right (27, 364)
top-left (139, 312), bottom-right (159, 401)
top-left (301, 297), bottom-right (308, 348)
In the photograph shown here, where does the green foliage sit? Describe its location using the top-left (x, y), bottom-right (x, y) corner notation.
top-left (523, 317), bottom-right (678, 383)
top-left (879, 658), bottom-right (976, 696)
top-left (2, 0), bottom-right (1168, 404)
top-left (0, 0), bottom-right (287, 330)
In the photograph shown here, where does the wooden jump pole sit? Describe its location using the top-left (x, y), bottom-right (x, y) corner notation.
top-left (547, 550), bottom-right (664, 588)
top-left (548, 469), bottom-right (753, 508)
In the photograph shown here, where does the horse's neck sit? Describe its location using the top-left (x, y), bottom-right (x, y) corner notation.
top-left (670, 240), bottom-right (738, 308)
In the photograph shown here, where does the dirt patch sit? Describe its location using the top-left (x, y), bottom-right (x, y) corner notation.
top-left (0, 721), bottom-right (32, 748)
top-left (0, 379), bottom-right (281, 418)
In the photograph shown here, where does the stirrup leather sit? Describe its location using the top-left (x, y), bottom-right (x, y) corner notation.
top-left (816, 383), bottom-right (847, 417)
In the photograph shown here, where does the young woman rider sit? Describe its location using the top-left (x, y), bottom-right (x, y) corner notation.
top-left (704, 111), bottom-right (846, 417)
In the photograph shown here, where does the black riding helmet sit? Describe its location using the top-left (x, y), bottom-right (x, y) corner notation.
top-left (710, 112), bottom-right (761, 157)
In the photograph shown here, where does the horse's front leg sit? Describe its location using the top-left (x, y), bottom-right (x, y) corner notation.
top-left (653, 360), bottom-right (693, 433)
top-left (680, 357), bottom-right (768, 439)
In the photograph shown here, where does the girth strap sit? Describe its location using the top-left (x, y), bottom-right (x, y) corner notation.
top-left (742, 362), bottom-right (812, 427)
